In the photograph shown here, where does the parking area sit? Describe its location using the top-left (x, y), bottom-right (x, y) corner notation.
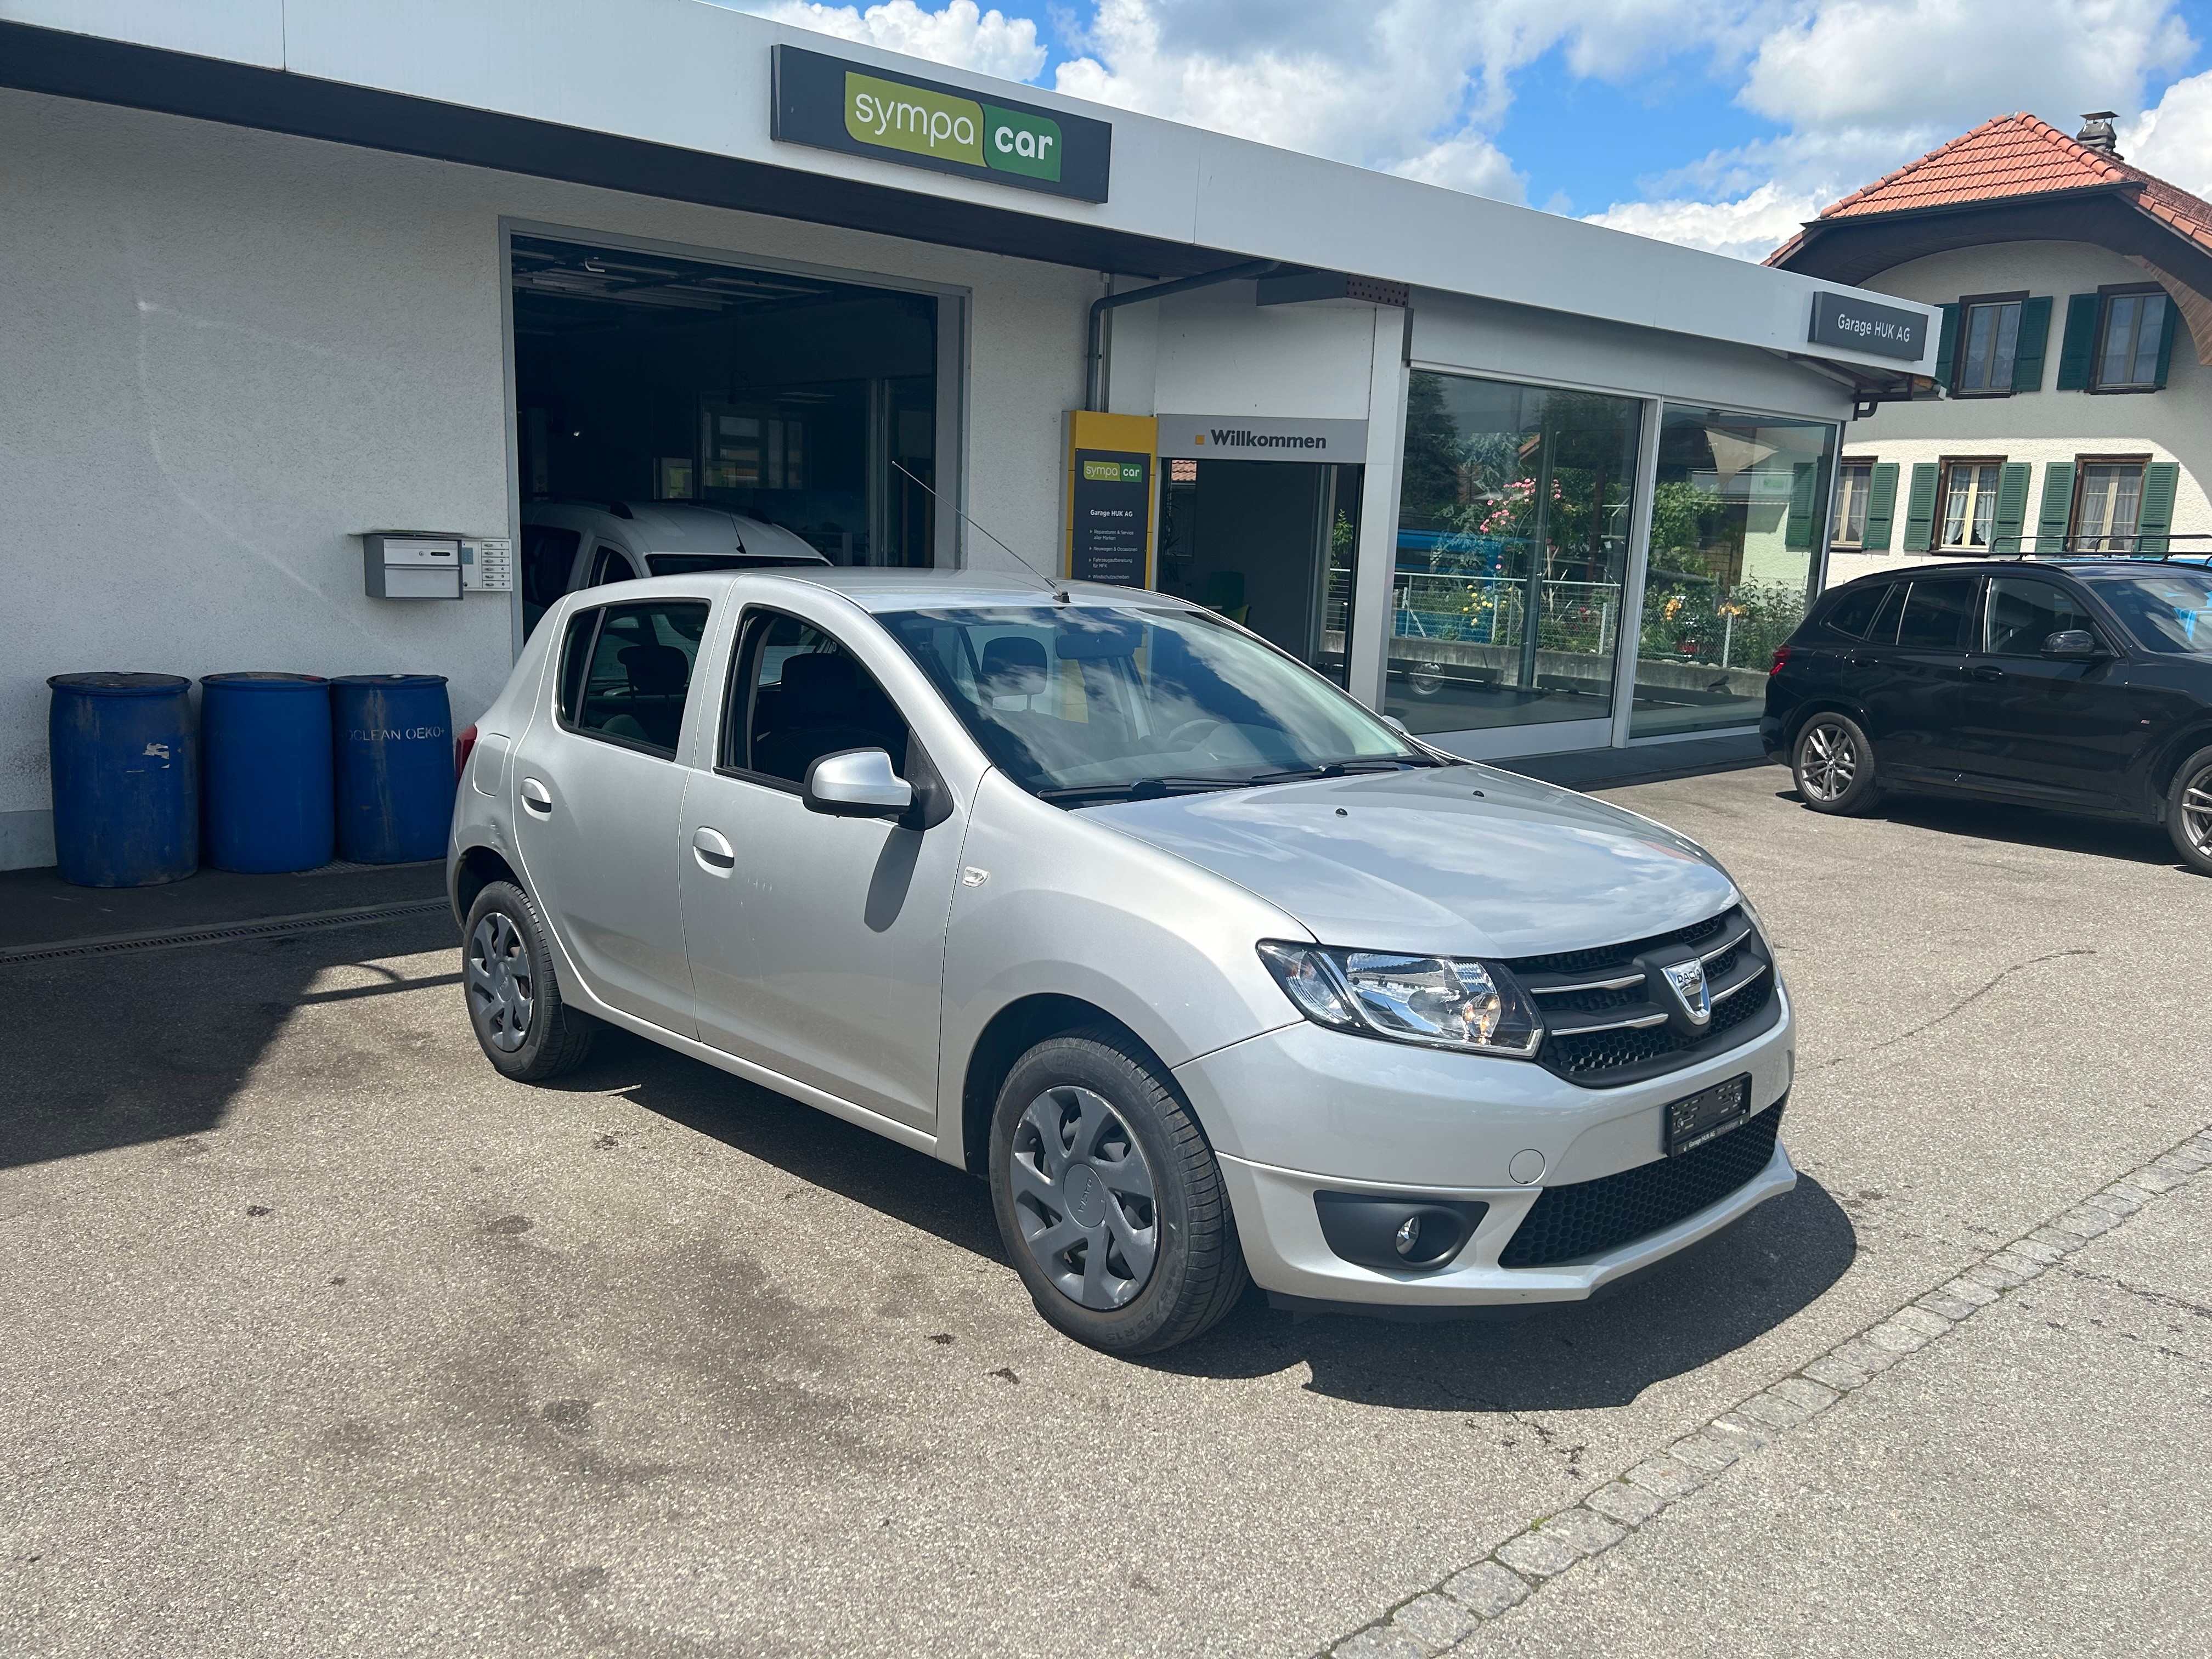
top-left (3, 762), bottom-right (2207, 1659)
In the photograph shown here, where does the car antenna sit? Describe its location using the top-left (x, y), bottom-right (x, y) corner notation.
top-left (890, 460), bottom-right (1070, 602)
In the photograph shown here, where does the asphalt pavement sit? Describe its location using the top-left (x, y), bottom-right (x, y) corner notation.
top-left (1, 763), bottom-right (2205, 1657)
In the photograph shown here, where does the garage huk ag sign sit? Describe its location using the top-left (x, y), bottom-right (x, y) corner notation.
top-left (772, 46), bottom-right (1111, 203)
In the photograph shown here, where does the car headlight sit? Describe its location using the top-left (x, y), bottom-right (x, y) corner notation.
top-left (1257, 941), bottom-right (1543, 1058)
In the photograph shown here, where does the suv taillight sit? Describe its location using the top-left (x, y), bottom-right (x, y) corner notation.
top-left (1768, 646), bottom-right (1791, 677)
top-left (455, 723), bottom-right (479, 782)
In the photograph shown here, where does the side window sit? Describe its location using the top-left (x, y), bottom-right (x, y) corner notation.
top-left (522, 526), bottom-right (582, 609)
top-left (1865, 581), bottom-right (1907, 645)
top-left (588, 543), bottom-right (637, 586)
top-left (1895, 578), bottom-right (1978, 651)
top-left (721, 610), bottom-right (910, 785)
top-left (557, 600), bottom-right (711, 757)
top-left (1822, 583), bottom-right (1887, 639)
top-left (1986, 578), bottom-right (2097, 656)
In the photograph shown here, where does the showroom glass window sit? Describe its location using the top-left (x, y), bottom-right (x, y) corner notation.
top-left (2095, 290), bottom-right (2169, 390)
top-left (2073, 460), bottom-right (2146, 552)
top-left (1937, 461), bottom-right (2004, 551)
top-left (1830, 460), bottom-right (1874, 548)
top-left (1634, 407), bottom-right (1836, 739)
top-left (1954, 296), bottom-right (2022, 394)
top-left (1389, 372), bottom-right (1644, 737)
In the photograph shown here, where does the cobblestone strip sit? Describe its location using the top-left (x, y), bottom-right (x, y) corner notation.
top-left (1317, 1125), bottom-right (2212, 1659)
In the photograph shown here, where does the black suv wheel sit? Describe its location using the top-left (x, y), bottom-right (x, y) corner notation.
top-left (1792, 713), bottom-right (1883, 815)
top-left (2166, 744), bottom-right (2212, 876)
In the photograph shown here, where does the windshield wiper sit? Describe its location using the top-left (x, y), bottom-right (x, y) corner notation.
top-left (1245, 759), bottom-right (1429, 784)
top-left (1037, 776), bottom-right (1257, 805)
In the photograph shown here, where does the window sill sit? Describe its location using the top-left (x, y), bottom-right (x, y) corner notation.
top-left (2087, 383), bottom-right (2162, 396)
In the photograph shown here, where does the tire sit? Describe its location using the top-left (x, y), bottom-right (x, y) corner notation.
top-left (461, 879), bottom-right (600, 1081)
top-left (1792, 712), bottom-right (1883, 815)
top-left (989, 1030), bottom-right (1249, 1355)
top-left (2165, 744), bottom-right (2212, 876)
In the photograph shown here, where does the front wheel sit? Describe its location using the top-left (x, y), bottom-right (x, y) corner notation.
top-left (1793, 713), bottom-right (1883, 815)
top-left (2165, 745), bottom-right (2212, 875)
top-left (989, 1031), bottom-right (1248, 1355)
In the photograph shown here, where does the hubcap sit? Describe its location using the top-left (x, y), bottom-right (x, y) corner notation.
top-left (1800, 721), bottom-right (1858, 803)
top-left (1008, 1086), bottom-right (1159, 1311)
top-left (2183, 766), bottom-right (2212, 855)
top-left (467, 912), bottom-right (533, 1052)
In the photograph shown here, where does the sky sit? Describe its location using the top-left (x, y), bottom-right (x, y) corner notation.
top-left (725, 0), bottom-right (2212, 261)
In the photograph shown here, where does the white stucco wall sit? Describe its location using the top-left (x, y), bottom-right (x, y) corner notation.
top-left (1831, 239), bottom-right (2212, 585)
top-left (0, 88), bottom-right (1097, 868)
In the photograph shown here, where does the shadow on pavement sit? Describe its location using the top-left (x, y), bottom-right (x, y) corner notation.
top-left (595, 1024), bottom-right (1857, 1411)
top-left (1772, 787), bottom-right (2181, 868)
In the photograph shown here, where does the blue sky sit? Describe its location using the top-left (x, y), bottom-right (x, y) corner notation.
top-left (738, 1), bottom-right (2212, 258)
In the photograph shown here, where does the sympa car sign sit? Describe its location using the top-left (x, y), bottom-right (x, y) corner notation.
top-left (770, 46), bottom-right (1113, 204)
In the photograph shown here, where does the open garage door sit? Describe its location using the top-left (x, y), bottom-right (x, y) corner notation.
top-left (511, 233), bottom-right (950, 581)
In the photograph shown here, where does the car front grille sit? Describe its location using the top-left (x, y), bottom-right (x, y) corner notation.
top-left (1497, 1101), bottom-right (1786, 1269)
top-left (1504, 905), bottom-right (1782, 1088)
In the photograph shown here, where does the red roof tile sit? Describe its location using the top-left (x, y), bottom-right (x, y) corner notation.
top-left (1766, 112), bottom-right (2212, 266)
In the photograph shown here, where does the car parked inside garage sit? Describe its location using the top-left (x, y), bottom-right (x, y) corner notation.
top-left (453, 568), bottom-right (1798, 1353)
top-left (518, 499), bottom-right (828, 634)
top-left (1763, 558), bottom-right (2212, 872)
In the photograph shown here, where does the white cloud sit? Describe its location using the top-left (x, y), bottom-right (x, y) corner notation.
top-left (2125, 67), bottom-right (2212, 196)
top-left (1585, 182), bottom-right (1823, 262)
top-left (1391, 134), bottom-right (1527, 202)
top-left (747, 0), bottom-right (1047, 82)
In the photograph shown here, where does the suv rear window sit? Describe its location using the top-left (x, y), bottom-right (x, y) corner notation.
top-left (1821, 583), bottom-right (1889, 639)
top-left (1895, 579), bottom-right (1977, 650)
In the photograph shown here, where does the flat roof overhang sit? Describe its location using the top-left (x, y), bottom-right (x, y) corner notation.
top-left (0, 18), bottom-right (1250, 281)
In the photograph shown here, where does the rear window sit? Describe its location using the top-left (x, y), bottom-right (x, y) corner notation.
top-left (557, 600), bottom-right (712, 757)
top-left (1821, 583), bottom-right (1889, 639)
top-left (1895, 578), bottom-right (1977, 651)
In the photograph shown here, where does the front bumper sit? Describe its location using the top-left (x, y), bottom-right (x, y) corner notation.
top-left (1174, 983), bottom-right (1797, 1307)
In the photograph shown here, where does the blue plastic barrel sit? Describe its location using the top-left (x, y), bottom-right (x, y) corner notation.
top-left (331, 674), bottom-right (454, 864)
top-left (200, 673), bottom-right (334, 874)
top-left (47, 673), bottom-right (197, 888)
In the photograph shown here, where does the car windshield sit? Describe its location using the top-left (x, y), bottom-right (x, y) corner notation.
top-left (645, 552), bottom-right (820, 576)
top-left (2086, 572), bottom-right (2212, 654)
top-left (879, 603), bottom-right (1438, 802)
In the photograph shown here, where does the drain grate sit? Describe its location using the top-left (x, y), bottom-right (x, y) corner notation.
top-left (0, 900), bottom-right (455, 966)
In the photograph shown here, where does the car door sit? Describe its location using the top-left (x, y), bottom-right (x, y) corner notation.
top-left (1859, 575), bottom-right (1979, 780)
top-left (509, 594), bottom-right (713, 1037)
top-left (676, 598), bottom-right (965, 1131)
top-left (1954, 574), bottom-right (2152, 806)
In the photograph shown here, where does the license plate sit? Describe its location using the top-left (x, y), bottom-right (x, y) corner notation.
top-left (1665, 1075), bottom-right (1753, 1156)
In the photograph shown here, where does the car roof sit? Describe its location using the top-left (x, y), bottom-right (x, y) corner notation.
top-left (522, 499), bottom-right (830, 561)
top-left (558, 565), bottom-right (1212, 616)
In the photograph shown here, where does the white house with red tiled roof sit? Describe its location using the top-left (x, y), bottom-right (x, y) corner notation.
top-left (1769, 112), bottom-right (2212, 583)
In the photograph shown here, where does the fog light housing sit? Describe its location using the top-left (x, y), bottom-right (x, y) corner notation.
top-left (1314, 1193), bottom-right (1489, 1273)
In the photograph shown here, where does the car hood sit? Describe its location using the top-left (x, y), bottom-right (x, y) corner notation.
top-left (1085, 765), bottom-right (1739, 959)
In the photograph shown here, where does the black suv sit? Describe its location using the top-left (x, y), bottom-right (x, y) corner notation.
top-left (1762, 558), bottom-right (2212, 873)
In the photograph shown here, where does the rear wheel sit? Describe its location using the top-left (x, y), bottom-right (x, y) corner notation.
top-left (1793, 713), bottom-right (1882, 815)
top-left (2165, 745), bottom-right (2212, 875)
top-left (989, 1031), bottom-right (1248, 1355)
top-left (462, 880), bottom-right (599, 1081)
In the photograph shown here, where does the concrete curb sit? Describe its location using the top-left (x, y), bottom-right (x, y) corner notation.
top-left (1317, 1125), bottom-right (2212, 1658)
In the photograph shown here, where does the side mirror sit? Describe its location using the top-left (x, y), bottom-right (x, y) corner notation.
top-left (2041, 629), bottom-right (2103, 659)
top-left (803, 748), bottom-right (913, 819)
top-left (1383, 715), bottom-right (1413, 737)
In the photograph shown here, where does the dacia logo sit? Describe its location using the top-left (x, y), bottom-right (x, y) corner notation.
top-left (1661, 958), bottom-right (1711, 1028)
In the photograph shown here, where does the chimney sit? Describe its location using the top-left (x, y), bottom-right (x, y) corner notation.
top-left (2076, 111), bottom-right (2121, 157)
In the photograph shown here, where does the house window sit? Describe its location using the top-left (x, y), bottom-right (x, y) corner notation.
top-left (2095, 290), bottom-right (2169, 389)
top-left (1936, 460), bottom-right (2004, 552)
top-left (1954, 296), bottom-right (2023, 394)
top-left (2073, 459), bottom-right (2147, 552)
top-left (1831, 460), bottom-right (1874, 547)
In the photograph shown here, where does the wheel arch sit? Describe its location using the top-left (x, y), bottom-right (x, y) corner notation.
top-left (453, 842), bottom-right (521, 927)
top-left (2149, 725), bottom-right (2212, 817)
top-left (960, 994), bottom-right (1169, 1176)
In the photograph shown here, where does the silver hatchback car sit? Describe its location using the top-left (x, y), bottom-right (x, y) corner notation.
top-left (450, 569), bottom-right (1797, 1353)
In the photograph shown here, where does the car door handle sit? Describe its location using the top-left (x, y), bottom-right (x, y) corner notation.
top-left (1969, 665), bottom-right (2005, 682)
top-left (520, 777), bottom-right (553, 815)
top-left (692, 826), bottom-right (737, 873)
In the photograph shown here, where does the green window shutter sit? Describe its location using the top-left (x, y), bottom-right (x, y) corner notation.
top-left (2036, 461), bottom-right (2077, 554)
top-left (2153, 295), bottom-right (2179, 389)
top-left (2137, 461), bottom-right (2180, 553)
top-left (2012, 296), bottom-right (2052, 392)
top-left (1990, 461), bottom-right (2032, 554)
top-left (1900, 462), bottom-right (1940, 552)
top-left (1785, 461), bottom-right (1816, 550)
top-left (1933, 304), bottom-right (1960, 391)
top-left (2055, 293), bottom-right (2100, 390)
top-left (1862, 461), bottom-right (1900, 551)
